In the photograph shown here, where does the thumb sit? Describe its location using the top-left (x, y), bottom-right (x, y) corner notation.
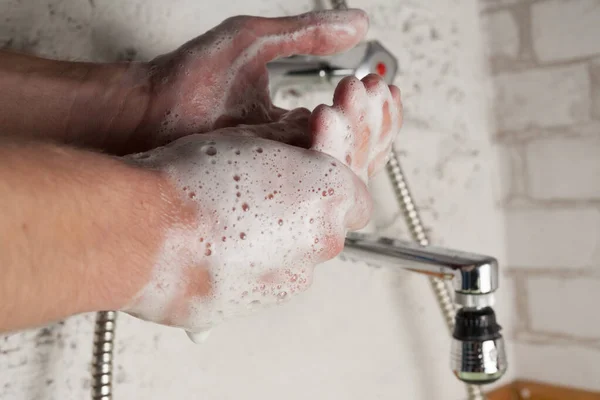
top-left (250, 9), bottom-right (369, 63)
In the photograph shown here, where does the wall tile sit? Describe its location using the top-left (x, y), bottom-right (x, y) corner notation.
top-left (527, 275), bottom-right (600, 338)
top-left (506, 208), bottom-right (600, 268)
top-left (532, 0), bottom-right (600, 63)
top-left (494, 64), bottom-right (590, 132)
top-left (527, 136), bottom-right (600, 200)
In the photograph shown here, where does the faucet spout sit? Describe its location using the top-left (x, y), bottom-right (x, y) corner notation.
top-left (343, 232), bottom-right (499, 308)
top-left (343, 232), bottom-right (507, 385)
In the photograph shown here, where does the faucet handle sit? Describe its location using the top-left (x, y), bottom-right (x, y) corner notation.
top-left (267, 40), bottom-right (398, 96)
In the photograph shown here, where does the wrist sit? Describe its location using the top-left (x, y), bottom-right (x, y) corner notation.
top-left (0, 51), bottom-right (152, 153)
top-left (0, 141), bottom-right (172, 330)
top-left (66, 61), bottom-right (152, 154)
top-left (87, 161), bottom-right (172, 312)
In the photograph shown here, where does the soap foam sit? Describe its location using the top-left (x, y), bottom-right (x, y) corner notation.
top-left (125, 44), bottom-right (402, 335)
top-left (311, 75), bottom-right (399, 183)
top-left (126, 133), bottom-right (362, 333)
top-left (151, 9), bottom-right (368, 142)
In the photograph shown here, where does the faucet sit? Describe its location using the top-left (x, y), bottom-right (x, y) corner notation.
top-left (266, 38), bottom-right (508, 388)
top-left (343, 232), bottom-right (506, 385)
top-left (268, 40), bottom-right (398, 96)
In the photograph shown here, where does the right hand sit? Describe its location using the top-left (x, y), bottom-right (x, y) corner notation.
top-left (123, 73), bottom-right (402, 334)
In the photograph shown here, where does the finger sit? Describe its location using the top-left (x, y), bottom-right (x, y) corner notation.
top-left (250, 9), bottom-right (369, 63)
top-left (214, 109), bottom-right (312, 148)
top-left (361, 73), bottom-right (387, 94)
top-left (368, 142), bottom-right (392, 178)
top-left (332, 76), bottom-right (370, 169)
top-left (332, 76), bottom-right (367, 112)
top-left (345, 170), bottom-right (373, 230)
top-left (388, 84), bottom-right (403, 131)
top-left (269, 105), bottom-right (289, 121)
top-left (389, 85), bottom-right (402, 110)
top-left (274, 107), bottom-right (313, 148)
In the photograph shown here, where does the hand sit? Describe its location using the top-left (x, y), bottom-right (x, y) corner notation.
top-left (123, 74), bottom-right (402, 334)
top-left (125, 9), bottom-right (369, 153)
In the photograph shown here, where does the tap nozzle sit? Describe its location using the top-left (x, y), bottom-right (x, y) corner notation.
top-left (451, 306), bottom-right (507, 384)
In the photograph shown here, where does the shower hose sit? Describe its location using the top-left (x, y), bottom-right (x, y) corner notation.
top-left (90, 3), bottom-right (486, 399)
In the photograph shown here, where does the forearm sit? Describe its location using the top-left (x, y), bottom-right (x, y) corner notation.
top-left (0, 50), bottom-right (150, 154)
top-left (0, 139), bottom-right (172, 331)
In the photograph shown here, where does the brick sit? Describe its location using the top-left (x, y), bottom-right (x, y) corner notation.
top-left (494, 144), bottom-right (513, 203)
top-left (495, 144), bottom-right (527, 202)
top-left (591, 57), bottom-right (600, 120)
top-left (512, 342), bottom-right (600, 392)
top-left (532, 0), bottom-right (600, 63)
top-left (527, 137), bottom-right (600, 200)
top-left (527, 275), bottom-right (600, 338)
top-left (479, 0), bottom-right (527, 12)
top-left (494, 65), bottom-right (590, 132)
top-left (481, 10), bottom-right (520, 62)
top-left (506, 208), bottom-right (600, 268)
top-left (495, 274), bottom-right (519, 336)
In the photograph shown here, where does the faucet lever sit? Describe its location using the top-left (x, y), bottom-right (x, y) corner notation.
top-left (267, 40), bottom-right (398, 96)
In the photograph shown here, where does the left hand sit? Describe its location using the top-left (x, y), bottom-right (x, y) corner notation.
top-left (125, 9), bottom-right (369, 153)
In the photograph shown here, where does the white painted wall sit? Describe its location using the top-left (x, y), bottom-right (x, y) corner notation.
top-left (0, 1), bottom-right (510, 399)
top-left (480, 0), bottom-right (600, 392)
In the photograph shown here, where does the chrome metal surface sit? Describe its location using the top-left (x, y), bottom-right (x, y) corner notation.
top-left (454, 292), bottom-right (495, 309)
top-left (330, 0), bottom-right (348, 9)
top-left (267, 40), bottom-right (398, 95)
top-left (384, 149), bottom-right (491, 398)
top-left (343, 232), bottom-right (499, 295)
top-left (92, 311), bottom-right (117, 400)
top-left (451, 338), bottom-right (507, 385)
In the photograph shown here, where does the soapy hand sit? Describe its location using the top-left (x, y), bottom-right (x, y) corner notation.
top-left (126, 9), bottom-right (369, 153)
top-left (123, 73), bottom-right (402, 334)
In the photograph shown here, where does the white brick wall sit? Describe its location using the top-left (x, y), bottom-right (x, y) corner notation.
top-left (480, 0), bottom-right (524, 12)
top-left (481, 9), bottom-right (519, 61)
top-left (591, 57), bottom-right (600, 120)
top-left (527, 275), bottom-right (600, 338)
top-left (496, 144), bottom-right (527, 202)
top-left (482, 0), bottom-right (600, 391)
top-left (512, 342), bottom-right (600, 392)
top-left (531, 0), bottom-right (600, 63)
top-left (506, 208), bottom-right (600, 268)
top-left (494, 64), bottom-right (590, 132)
top-left (527, 137), bottom-right (600, 200)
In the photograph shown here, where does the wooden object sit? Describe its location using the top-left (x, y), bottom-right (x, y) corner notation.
top-left (487, 380), bottom-right (600, 400)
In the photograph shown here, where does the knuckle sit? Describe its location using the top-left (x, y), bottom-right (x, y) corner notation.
top-left (222, 15), bottom-right (256, 33)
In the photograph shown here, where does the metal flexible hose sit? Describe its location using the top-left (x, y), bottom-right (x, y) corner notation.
top-left (91, 311), bottom-right (117, 400)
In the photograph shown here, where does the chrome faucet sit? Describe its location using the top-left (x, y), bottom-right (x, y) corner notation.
top-left (266, 33), bottom-right (508, 390)
top-left (343, 233), bottom-right (506, 385)
top-left (267, 40), bottom-right (398, 96)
